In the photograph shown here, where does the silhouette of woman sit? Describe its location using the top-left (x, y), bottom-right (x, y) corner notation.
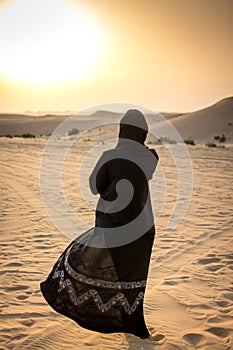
top-left (41, 109), bottom-right (159, 338)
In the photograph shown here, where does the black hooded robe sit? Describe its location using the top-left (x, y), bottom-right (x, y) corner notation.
top-left (40, 110), bottom-right (159, 338)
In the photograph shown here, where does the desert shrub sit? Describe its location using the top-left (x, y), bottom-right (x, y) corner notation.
top-left (214, 134), bottom-right (226, 143)
top-left (168, 139), bottom-right (177, 144)
top-left (158, 137), bottom-right (177, 144)
top-left (219, 134), bottom-right (226, 143)
top-left (21, 132), bottom-right (36, 138)
top-left (68, 128), bottom-right (79, 136)
top-left (184, 138), bottom-right (195, 145)
top-left (5, 134), bottom-right (13, 138)
top-left (205, 142), bottom-right (217, 148)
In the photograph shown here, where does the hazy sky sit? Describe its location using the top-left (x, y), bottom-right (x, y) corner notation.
top-left (0, 0), bottom-right (232, 113)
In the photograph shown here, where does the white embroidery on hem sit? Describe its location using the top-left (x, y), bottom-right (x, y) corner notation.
top-left (51, 242), bottom-right (146, 314)
top-left (53, 269), bottom-right (144, 314)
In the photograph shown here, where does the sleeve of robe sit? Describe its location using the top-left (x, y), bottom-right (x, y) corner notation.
top-left (89, 153), bottom-right (109, 196)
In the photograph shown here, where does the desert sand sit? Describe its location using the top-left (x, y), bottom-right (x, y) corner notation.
top-left (0, 101), bottom-right (233, 349)
top-left (171, 97), bottom-right (233, 144)
top-left (1, 97), bottom-right (233, 144)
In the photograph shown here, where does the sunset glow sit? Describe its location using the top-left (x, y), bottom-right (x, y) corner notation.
top-left (0, 0), bottom-right (107, 85)
top-left (0, 0), bottom-right (232, 113)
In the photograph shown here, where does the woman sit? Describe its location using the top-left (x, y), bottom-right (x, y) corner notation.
top-left (40, 109), bottom-right (159, 339)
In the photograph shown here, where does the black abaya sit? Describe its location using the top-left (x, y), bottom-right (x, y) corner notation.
top-left (40, 110), bottom-right (159, 338)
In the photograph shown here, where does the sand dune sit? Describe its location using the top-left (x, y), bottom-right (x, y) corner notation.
top-left (170, 97), bottom-right (233, 144)
top-left (1, 97), bottom-right (232, 145)
top-left (0, 133), bottom-right (232, 349)
top-left (0, 114), bottom-right (79, 137)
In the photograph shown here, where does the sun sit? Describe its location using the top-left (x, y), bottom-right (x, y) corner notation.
top-left (0, 0), bottom-right (107, 85)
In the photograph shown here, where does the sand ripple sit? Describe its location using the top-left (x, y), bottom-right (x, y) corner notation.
top-left (0, 139), bottom-right (232, 349)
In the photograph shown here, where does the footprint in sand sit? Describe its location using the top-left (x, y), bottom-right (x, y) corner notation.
top-left (149, 334), bottom-right (166, 344)
top-left (163, 275), bottom-right (190, 286)
top-left (163, 280), bottom-right (178, 286)
top-left (207, 315), bottom-right (232, 325)
top-left (198, 257), bottom-right (221, 265)
top-left (16, 294), bottom-right (29, 300)
top-left (221, 292), bottom-right (233, 302)
top-left (5, 262), bottom-right (22, 267)
top-left (4, 285), bottom-right (29, 292)
top-left (206, 264), bottom-right (223, 271)
top-left (216, 300), bottom-right (230, 308)
top-left (206, 327), bottom-right (230, 339)
top-left (148, 328), bottom-right (166, 344)
top-left (20, 319), bottom-right (35, 327)
top-left (183, 333), bottom-right (205, 347)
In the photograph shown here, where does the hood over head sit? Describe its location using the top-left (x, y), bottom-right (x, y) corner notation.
top-left (118, 109), bottom-right (148, 145)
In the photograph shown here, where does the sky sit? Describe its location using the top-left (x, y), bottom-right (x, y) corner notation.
top-left (0, 0), bottom-right (232, 114)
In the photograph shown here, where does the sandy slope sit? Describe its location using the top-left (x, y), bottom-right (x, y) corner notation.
top-left (0, 136), bottom-right (233, 350)
top-left (1, 97), bottom-right (232, 145)
top-left (170, 97), bottom-right (233, 144)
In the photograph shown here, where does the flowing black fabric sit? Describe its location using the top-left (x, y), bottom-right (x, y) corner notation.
top-left (40, 110), bottom-right (159, 338)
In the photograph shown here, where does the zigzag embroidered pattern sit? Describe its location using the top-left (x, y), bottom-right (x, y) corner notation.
top-left (51, 242), bottom-right (146, 314)
top-left (53, 269), bottom-right (144, 314)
